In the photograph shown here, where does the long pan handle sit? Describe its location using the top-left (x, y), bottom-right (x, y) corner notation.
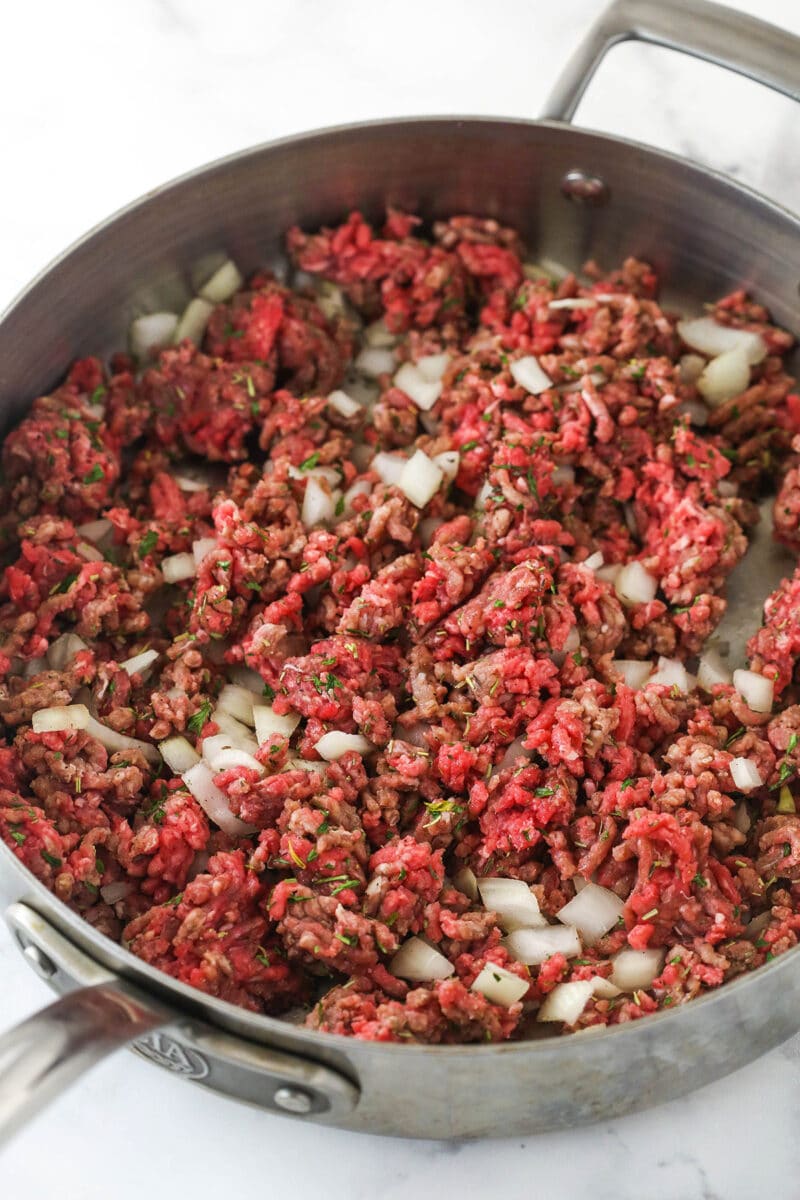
top-left (0, 982), bottom-right (164, 1149)
top-left (542, 0), bottom-right (800, 123)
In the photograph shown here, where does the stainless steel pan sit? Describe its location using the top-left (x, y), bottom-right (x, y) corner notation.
top-left (1, 0), bottom-right (799, 1143)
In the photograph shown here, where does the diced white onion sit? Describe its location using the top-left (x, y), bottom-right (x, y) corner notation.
top-left (697, 346), bottom-right (750, 406)
top-left (537, 980), bottom-right (595, 1024)
top-left (399, 450), bottom-right (444, 509)
top-left (733, 800), bottom-right (752, 834)
top-left (419, 517), bottom-right (444, 548)
top-left (202, 731), bottom-right (258, 764)
top-left (182, 761), bottom-right (256, 836)
top-left (470, 962), bottom-right (529, 1007)
top-left (100, 881), bottom-right (133, 904)
top-left (733, 668), bottom-right (773, 713)
top-left (590, 976), bottom-right (622, 999)
top-left (364, 319), bottom-right (397, 348)
top-left (209, 747), bottom-right (265, 775)
top-left (390, 936), bottom-right (454, 982)
top-left (432, 450), bottom-right (460, 484)
top-left (161, 553), bottom-right (196, 584)
top-left (173, 475), bottom-right (209, 493)
top-left (372, 452), bottom-right (407, 487)
top-left (595, 563), bottom-right (621, 585)
top-left (452, 866), bottom-right (478, 901)
top-left (416, 353), bottom-right (450, 382)
top-left (198, 259), bottom-right (244, 303)
top-left (498, 737), bottom-right (531, 771)
top-left (174, 297), bottom-right (214, 346)
top-left (677, 317), bottom-right (766, 365)
top-left (314, 731), bottom-right (371, 761)
top-left (84, 715), bottom-right (159, 766)
top-left (552, 465), bottom-right (575, 487)
top-left (46, 633), bottom-right (88, 671)
top-left (584, 551), bottom-right (604, 571)
top-left (612, 660), bottom-right (653, 690)
top-left (32, 704), bottom-right (90, 734)
top-left (120, 648), bottom-right (159, 678)
top-left (217, 683), bottom-right (257, 727)
top-left (679, 353), bottom-right (706, 384)
top-left (315, 281), bottom-right (348, 320)
top-left (614, 561), bottom-right (658, 607)
top-left (76, 518), bottom-right (112, 543)
top-left (340, 478), bottom-right (373, 519)
top-left (548, 297), bottom-right (597, 310)
top-left (477, 877), bottom-right (547, 931)
top-left (159, 735), bottom-right (201, 775)
top-left (285, 757), bottom-right (327, 775)
top-left (730, 756), bottom-right (763, 792)
top-left (355, 346), bottom-right (395, 378)
top-left (327, 389), bottom-right (362, 419)
top-left (475, 479), bottom-right (494, 511)
top-left (718, 480), bottom-right (738, 498)
top-left (510, 355), bottom-right (553, 395)
top-left (393, 362), bottom-right (442, 412)
top-left (610, 947), bottom-right (665, 992)
top-left (130, 312), bottom-right (179, 361)
top-left (227, 665), bottom-right (267, 694)
top-left (253, 704), bottom-right (300, 744)
top-left (22, 657), bottom-right (48, 678)
top-left (192, 537), bottom-right (218, 567)
top-left (76, 541), bottom-right (101, 561)
top-left (649, 655), bottom-right (692, 693)
top-left (210, 709), bottom-right (254, 742)
top-left (301, 477), bottom-right (337, 528)
top-left (697, 649), bottom-right (732, 691)
top-left (677, 399), bottom-right (710, 427)
top-left (556, 882), bottom-right (624, 945)
top-left (504, 925), bottom-right (582, 964)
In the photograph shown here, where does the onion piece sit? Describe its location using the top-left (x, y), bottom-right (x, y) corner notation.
top-left (452, 866), bottom-right (478, 901)
top-left (340, 478), bottom-right (373, 518)
top-left (202, 731), bottom-right (258, 764)
top-left (697, 346), bottom-right (750, 406)
top-left (191, 538), bottom-right (218, 568)
top-left (470, 962), bottom-right (529, 1007)
top-left (504, 925), bottom-right (581, 964)
top-left (498, 737), bottom-right (531, 771)
top-left (198, 259), bottom-right (243, 303)
top-left (733, 668), bottom-right (773, 713)
top-left (32, 704), bottom-right (90, 734)
top-left (355, 346), bottom-right (395, 378)
top-left (432, 450), bottom-right (459, 484)
top-left (314, 731), bottom-right (371, 761)
top-left (393, 362), bottom-right (442, 412)
top-left (159, 735), bottom-right (201, 775)
top-left (649, 656), bottom-right (692, 693)
top-left (210, 709), bottom-right (254, 742)
top-left (595, 563), bottom-right (621, 585)
top-left (730, 756), bottom-right (763, 792)
top-left (217, 684), bottom-right (257, 727)
top-left (390, 936), bottom-right (454, 982)
top-left (161, 552), bottom-right (196, 584)
top-left (174, 298), bottom-right (214, 346)
top-left (46, 632), bottom-right (88, 671)
top-left (301, 477), bottom-right (337, 528)
top-left (590, 976), bottom-right (622, 999)
top-left (556, 882), bottom-right (624, 945)
top-left (76, 541), bottom-right (102, 561)
top-left (100, 881), bottom-right (133, 904)
top-left (614, 561), bottom-right (658, 607)
top-left (679, 353), bottom-right (706, 384)
top-left (416, 353), bottom-right (450, 382)
top-left (399, 450), bottom-right (444, 509)
top-left (182, 761), bottom-right (256, 836)
top-left (510, 355), bottom-right (552, 395)
top-left (552, 465), bottom-right (575, 487)
top-left (173, 475), bottom-right (209, 493)
top-left (612, 659), bottom-right (652, 690)
top-left (475, 479), bottom-right (494, 511)
top-left (285, 758), bottom-right (327, 775)
top-left (210, 747), bottom-right (265, 775)
top-left (76, 518), bottom-right (112, 543)
top-left (548, 297), bottom-right (597, 310)
top-left (733, 800), bottom-right (752, 833)
top-left (227, 665), bottom-right (267, 694)
top-left (537, 980), bottom-right (595, 1024)
top-left (129, 312), bottom-right (179, 361)
top-left (364, 319), bottom-right (396, 348)
top-left (83, 716), bottom-right (159, 766)
top-left (477, 877), bottom-right (547, 931)
top-left (372, 452), bottom-right (407, 487)
top-left (120, 648), bottom-right (159, 678)
top-left (677, 317), bottom-right (766, 365)
top-left (327, 389), bottom-right (362, 419)
top-left (697, 648), bottom-right (732, 691)
top-left (610, 948), bottom-right (665, 992)
top-left (253, 704), bottom-right (301, 744)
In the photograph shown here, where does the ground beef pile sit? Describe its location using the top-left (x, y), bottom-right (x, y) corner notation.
top-left (2, 209), bottom-right (800, 1044)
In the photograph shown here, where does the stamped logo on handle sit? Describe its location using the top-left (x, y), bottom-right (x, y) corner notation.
top-left (133, 1032), bottom-right (209, 1080)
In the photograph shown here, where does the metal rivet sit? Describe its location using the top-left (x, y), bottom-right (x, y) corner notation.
top-left (22, 942), bottom-right (57, 979)
top-left (273, 1085), bottom-right (314, 1115)
top-left (561, 169), bottom-right (610, 206)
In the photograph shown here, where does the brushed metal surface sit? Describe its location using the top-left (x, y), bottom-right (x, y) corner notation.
top-left (1, 0), bottom-right (800, 1142)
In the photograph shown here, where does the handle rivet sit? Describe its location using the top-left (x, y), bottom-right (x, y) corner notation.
top-left (561, 169), bottom-right (610, 205)
top-left (273, 1085), bottom-right (314, 1114)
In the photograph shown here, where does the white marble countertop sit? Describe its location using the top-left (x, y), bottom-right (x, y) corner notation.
top-left (1, 1), bottom-right (799, 1195)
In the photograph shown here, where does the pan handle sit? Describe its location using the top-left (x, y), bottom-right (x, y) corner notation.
top-left (541, 0), bottom-right (800, 123)
top-left (0, 982), bottom-right (165, 1148)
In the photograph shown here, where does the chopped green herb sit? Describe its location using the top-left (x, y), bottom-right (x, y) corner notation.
top-left (41, 851), bottom-right (62, 869)
top-left (82, 463), bottom-right (105, 485)
top-left (9, 830), bottom-right (26, 845)
top-left (187, 700), bottom-right (213, 735)
top-left (138, 530), bottom-right (158, 558)
top-left (692, 873), bottom-right (708, 888)
top-left (299, 451), bottom-right (321, 471)
top-left (164, 892), bottom-right (183, 907)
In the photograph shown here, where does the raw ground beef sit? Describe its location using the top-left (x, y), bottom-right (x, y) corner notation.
top-left (2, 208), bottom-right (800, 1045)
